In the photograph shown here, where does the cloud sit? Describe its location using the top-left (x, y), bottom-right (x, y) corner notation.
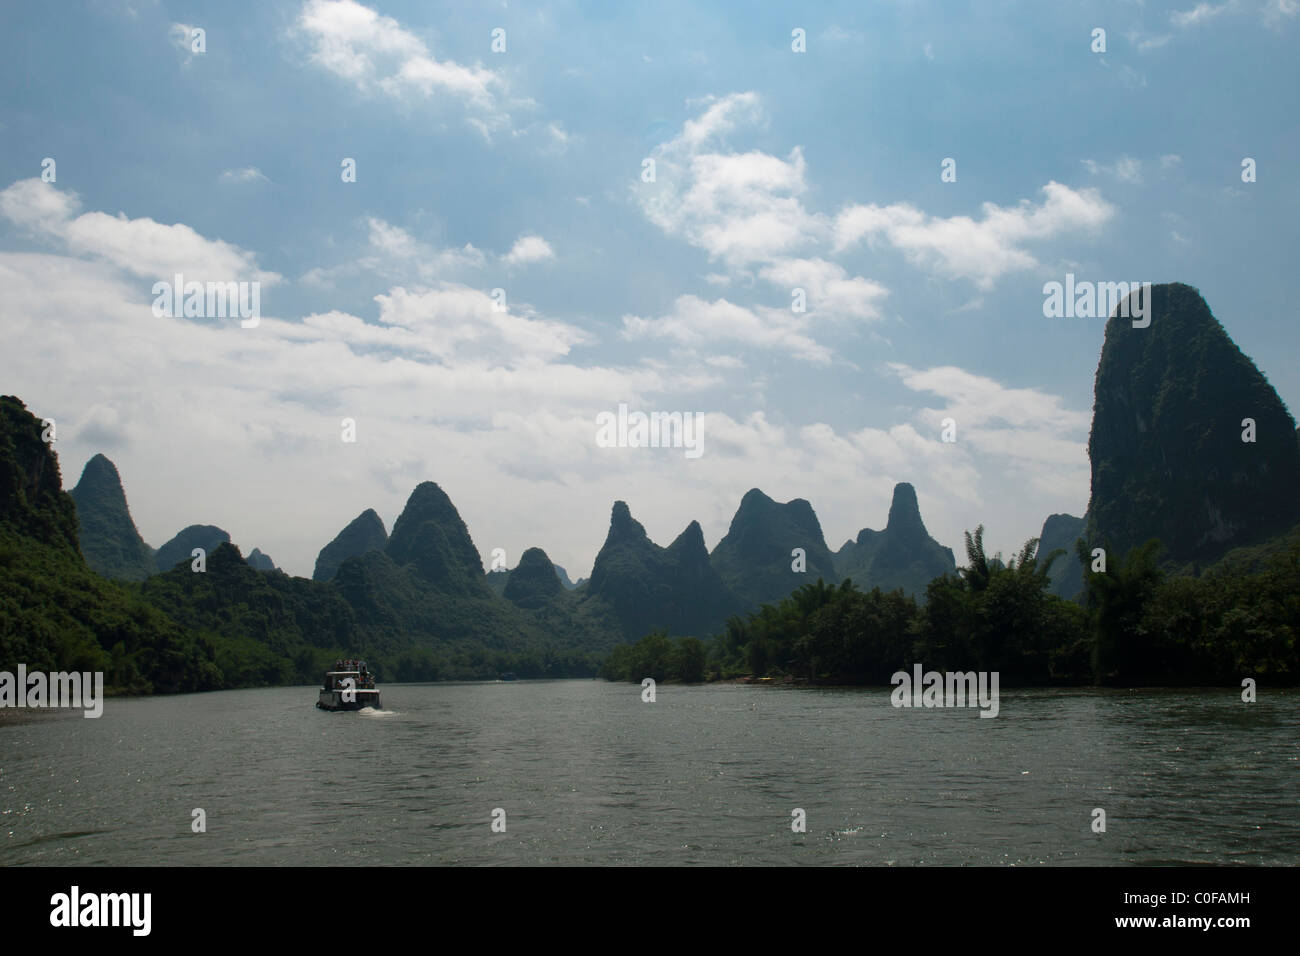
top-left (300, 217), bottom-right (486, 288)
top-left (621, 294), bottom-right (832, 364)
top-left (1172, 3), bottom-right (1231, 28)
top-left (0, 176), bottom-right (78, 229)
top-left (1169, 1), bottom-right (1294, 30)
top-left (219, 167), bottom-right (269, 185)
top-left (1135, 33), bottom-right (1173, 50)
top-left (0, 241), bottom-right (734, 578)
top-left (169, 22), bottom-right (201, 56)
top-left (297, 280), bottom-right (593, 368)
top-left (757, 257), bottom-right (888, 320)
top-left (833, 182), bottom-right (1114, 289)
top-left (0, 228), bottom-right (1089, 579)
top-left (503, 234), bottom-right (555, 266)
top-left (1081, 155), bottom-right (1143, 183)
top-left (888, 363), bottom-right (1091, 499)
top-left (292, 0), bottom-right (512, 134)
top-left (0, 178), bottom-right (279, 285)
top-left (635, 92), bottom-right (827, 269)
top-left (819, 26), bottom-right (865, 45)
top-left (76, 403), bottom-right (131, 449)
top-left (545, 123), bottom-right (569, 153)
top-left (301, 220), bottom-right (562, 289)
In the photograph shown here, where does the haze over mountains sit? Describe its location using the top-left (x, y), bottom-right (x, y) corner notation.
top-left (71, 437), bottom-right (960, 647)
top-left (69, 454), bottom-right (279, 581)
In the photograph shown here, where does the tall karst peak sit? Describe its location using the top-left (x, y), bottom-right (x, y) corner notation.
top-left (605, 500), bottom-right (648, 544)
top-left (385, 481), bottom-right (489, 594)
top-left (711, 488), bottom-right (837, 608)
top-left (503, 546), bottom-right (563, 609)
top-left (314, 507), bottom-right (388, 582)
top-left (69, 452), bottom-right (156, 581)
top-left (156, 525), bottom-right (229, 572)
top-left (833, 482), bottom-right (956, 598)
top-left (1086, 282), bottom-right (1300, 564)
top-left (885, 482), bottom-right (926, 537)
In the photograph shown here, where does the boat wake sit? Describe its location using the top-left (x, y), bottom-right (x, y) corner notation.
top-left (358, 706), bottom-right (395, 717)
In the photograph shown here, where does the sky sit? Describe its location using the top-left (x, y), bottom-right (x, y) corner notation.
top-left (1, 0), bottom-right (1297, 580)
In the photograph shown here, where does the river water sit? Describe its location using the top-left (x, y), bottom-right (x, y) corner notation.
top-left (2, 681), bottom-right (1295, 865)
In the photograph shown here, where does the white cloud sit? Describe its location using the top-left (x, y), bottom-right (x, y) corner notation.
top-left (546, 123), bottom-right (569, 152)
top-left (503, 234), bottom-right (555, 265)
top-left (219, 167), bottom-right (269, 185)
top-left (169, 22), bottom-right (201, 56)
top-left (757, 257), bottom-right (889, 320)
top-left (372, 283), bottom-right (586, 364)
top-left (292, 0), bottom-right (512, 134)
top-left (301, 217), bottom-right (486, 288)
top-left (1082, 155), bottom-right (1143, 183)
top-left (295, 281), bottom-right (593, 369)
top-left (705, 355), bottom-right (744, 369)
top-left (1136, 33), bottom-right (1173, 50)
top-left (635, 92), bottom-right (827, 269)
top-left (0, 176), bottom-right (78, 229)
top-left (833, 182), bottom-right (1114, 289)
top-left (887, 362), bottom-right (1091, 499)
top-left (1172, 3), bottom-right (1231, 28)
top-left (0, 178), bottom-right (279, 285)
top-left (621, 294), bottom-right (832, 364)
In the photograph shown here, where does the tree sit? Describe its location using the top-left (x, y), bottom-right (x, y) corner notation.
top-left (1078, 537), bottom-right (1164, 684)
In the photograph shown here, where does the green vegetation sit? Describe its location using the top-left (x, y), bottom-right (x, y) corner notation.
top-left (833, 483), bottom-right (957, 600)
top-left (68, 453), bottom-right (156, 582)
top-left (10, 281), bottom-right (1300, 706)
top-left (581, 502), bottom-right (739, 641)
top-left (312, 508), bottom-right (387, 582)
top-left (0, 397), bottom-right (222, 694)
top-left (0, 399), bottom-right (604, 693)
top-left (605, 525), bottom-right (1300, 687)
top-left (1086, 283), bottom-right (1300, 566)
top-left (599, 632), bottom-right (708, 683)
top-left (711, 489), bottom-right (839, 608)
top-left (154, 525), bottom-right (229, 573)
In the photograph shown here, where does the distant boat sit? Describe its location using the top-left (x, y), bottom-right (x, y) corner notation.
top-left (317, 659), bottom-right (382, 711)
top-left (499, 672), bottom-right (518, 682)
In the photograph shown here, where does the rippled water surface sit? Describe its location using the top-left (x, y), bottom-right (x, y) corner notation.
top-left (2, 681), bottom-right (1296, 865)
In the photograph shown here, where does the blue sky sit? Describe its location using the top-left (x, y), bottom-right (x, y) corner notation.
top-left (1, 0), bottom-right (1297, 579)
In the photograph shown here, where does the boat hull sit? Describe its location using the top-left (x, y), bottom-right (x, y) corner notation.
top-left (316, 689), bottom-right (382, 711)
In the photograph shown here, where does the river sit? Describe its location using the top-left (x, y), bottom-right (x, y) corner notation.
top-left (2, 681), bottom-right (1295, 865)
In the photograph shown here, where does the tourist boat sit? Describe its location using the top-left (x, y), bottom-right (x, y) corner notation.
top-left (317, 659), bottom-right (382, 711)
